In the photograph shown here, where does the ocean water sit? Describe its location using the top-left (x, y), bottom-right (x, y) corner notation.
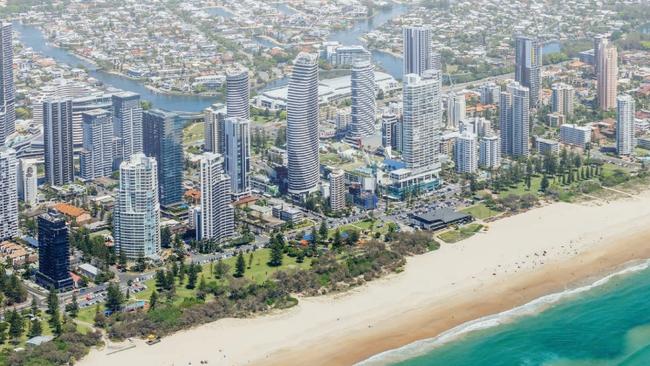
top-left (363, 260), bottom-right (650, 366)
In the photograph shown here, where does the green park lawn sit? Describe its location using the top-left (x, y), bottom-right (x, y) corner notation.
top-left (438, 223), bottom-right (484, 243)
top-left (460, 204), bottom-right (501, 220)
top-left (182, 122), bottom-right (205, 146)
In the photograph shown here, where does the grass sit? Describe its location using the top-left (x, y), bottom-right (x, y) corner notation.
top-left (438, 223), bottom-right (484, 243)
top-left (182, 122), bottom-right (205, 146)
top-left (329, 219), bottom-right (392, 239)
top-left (460, 203), bottom-right (500, 220)
top-left (498, 175), bottom-right (543, 198)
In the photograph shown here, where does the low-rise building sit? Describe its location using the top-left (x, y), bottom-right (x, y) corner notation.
top-left (560, 124), bottom-right (591, 148)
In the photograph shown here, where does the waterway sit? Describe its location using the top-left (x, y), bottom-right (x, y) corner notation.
top-left (14, 22), bottom-right (217, 112)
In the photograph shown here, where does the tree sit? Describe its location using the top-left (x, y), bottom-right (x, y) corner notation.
top-left (319, 221), bottom-right (328, 241)
top-left (268, 242), bottom-right (283, 267)
top-left (161, 226), bottom-right (172, 248)
top-left (118, 250), bottom-right (127, 267)
top-left (333, 228), bottom-right (343, 250)
top-left (149, 290), bottom-right (158, 311)
top-left (106, 283), bottom-right (124, 313)
top-left (28, 317), bottom-right (42, 338)
top-left (66, 293), bottom-right (79, 318)
top-left (46, 288), bottom-right (58, 315)
top-left (347, 229), bottom-right (360, 246)
top-left (186, 264), bottom-right (198, 289)
top-left (8, 310), bottom-right (23, 340)
top-left (93, 306), bottom-right (106, 328)
top-left (248, 252), bottom-right (254, 269)
top-left (310, 226), bottom-right (319, 245)
top-left (214, 259), bottom-right (230, 279)
top-left (234, 252), bottom-right (246, 278)
top-left (30, 298), bottom-right (38, 316)
top-left (540, 175), bottom-right (550, 192)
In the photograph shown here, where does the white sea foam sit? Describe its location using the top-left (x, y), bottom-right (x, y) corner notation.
top-left (355, 259), bottom-right (650, 366)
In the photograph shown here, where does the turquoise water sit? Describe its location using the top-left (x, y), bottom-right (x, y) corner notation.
top-left (383, 263), bottom-right (650, 366)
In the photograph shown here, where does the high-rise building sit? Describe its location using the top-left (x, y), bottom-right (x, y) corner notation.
top-left (114, 154), bottom-right (161, 259)
top-left (459, 116), bottom-right (491, 138)
top-left (204, 103), bottom-right (226, 153)
top-left (560, 124), bottom-right (591, 149)
top-left (80, 109), bottom-right (113, 180)
top-left (329, 169), bottom-right (346, 212)
top-left (447, 92), bottom-right (466, 128)
top-left (112, 91), bottom-right (143, 168)
top-left (402, 70), bottom-right (442, 171)
top-left (455, 132), bottom-right (478, 174)
top-left (199, 152), bottom-right (234, 243)
top-left (43, 98), bottom-right (75, 186)
top-left (479, 135), bottom-right (501, 169)
top-left (143, 109), bottom-right (183, 207)
top-left (551, 83), bottom-right (575, 117)
top-left (514, 35), bottom-right (542, 107)
top-left (403, 26), bottom-right (434, 76)
top-left (17, 158), bottom-right (38, 206)
top-left (381, 112), bottom-right (399, 151)
top-left (347, 60), bottom-right (376, 141)
top-left (224, 117), bottom-right (251, 199)
top-left (616, 95), bottom-right (635, 156)
top-left (226, 67), bottom-right (250, 120)
top-left (35, 211), bottom-right (73, 290)
top-left (71, 94), bottom-right (112, 150)
top-left (594, 34), bottom-right (608, 76)
top-left (480, 83), bottom-right (501, 105)
top-left (0, 147), bottom-right (17, 240)
top-left (499, 82), bottom-right (530, 158)
top-left (597, 40), bottom-right (618, 111)
top-left (0, 23), bottom-right (14, 143)
top-left (287, 53), bottom-right (320, 196)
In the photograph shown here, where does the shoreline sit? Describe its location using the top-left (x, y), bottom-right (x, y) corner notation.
top-left (80, 192), bottom-right (650, 366)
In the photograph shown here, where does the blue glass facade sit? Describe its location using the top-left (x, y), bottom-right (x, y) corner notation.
top-left (35, 212), bottom-right (73, 290)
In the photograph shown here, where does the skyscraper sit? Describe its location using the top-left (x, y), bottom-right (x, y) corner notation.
top-left (381, 112), bottom-right (399, 151)
top-left (594, 34), bottom-right (608, 76)
top-left (403, 26), bottom-right (434, 76)
top-left (17, 158), bottom-right (38, 206)
top-left (43, 98), bottom-right (74, 186)
top-left (480, 82), bottom-right (501, 105)
top-left (455, 132), bottom-right (478, 174)
top-left (224, 117), bottom-right (251, 199)
top-left (114, 154), bottom-right (161, 259)
top-left (499, 82), bottom-right (530, 158)
top-left (226, 67), bottom-right (250, 120)
top-left (401, 70), bottom-right (442, 171)
top-left (0, 147), bottom-right (17, 240)
top-left (514, 35), bottom-right (542, 107)
top-left (347, 60), bottom-right (376, 141)
top-left (329, 169), bottom-right (346, 212)
top-left (143, 109), bottom-right (183, 207)
top-left (0, 23), bottom-right (14, 144)
top-left (80, 109), bottom-right (113, 180)
top-left (447, 92), bottom-right (466, 128)
top-left (551, 83), bottom-right (575, 117)
top-left (204, 103), bottom-right (226, 153)
top-left (479, 135), bottom-right (501, 169)
top-left (287, 53), bottom-right (320, 196)
top-left (35, 211), bottom-right (73, 290)
top-left (597, 40), bottom-right (618, 111)
top-left (199, 152), bottom-right (234, 243)
top-left (112, 91), bottom-right (143, 168)
top-left (616, 95), bottom-right (635, 156)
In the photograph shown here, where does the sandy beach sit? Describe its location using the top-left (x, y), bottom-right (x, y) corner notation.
top-left (80, 191), bottom-right (650, 366)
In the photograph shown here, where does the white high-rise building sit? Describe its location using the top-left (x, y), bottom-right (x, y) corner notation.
top-left (347, 60), bottom-right (376, 141)
top-left (403, 26), bottom-right (434, 76)
top-left (287, 53), bottom-right (320, 196)
top-left (499, 82), bottom-right (530, 158)
top-left (455, 132), bottom-right (478, 174)
top-left (17, 158), bottom-right (38, 206)
top-left (204, 103), bottom-right (226, 153)
top-left (226, 67), bottom-right (250, 120)
top-left (0, 23), bottom-right (14, 144)
top-left (114, 154), bottom-right (161, 259)
top-left (515, 35), bottom-right (542, 107)
top-left (447, 92), bottom-right (466, 128)
top-left (199, 152), bottom-right (234, 243)
top-left (616, 95), bottom-right (635, 156)
top-left (402, 70), bottom-right (442, 171)
top-left (43, 98), bottom-right (75, 186)
top-left (112, 92), bottom-right (142, 168)
top-left (80, 109), bottom-right (113, 180)
top-left (329, 169), bottom-right (346, 212)
top-left (551, 83), bottom-right (575, 117)
top-left (224, 117), bottom-right (251, 199)
top-left (560, 124), bottom-right (591, 148)
top-left (479, 135), bottom-right (501, 169)
top-left (460, 117), bottom-right (491, 138)
top-left (0, 147), bottom-right (17, 240)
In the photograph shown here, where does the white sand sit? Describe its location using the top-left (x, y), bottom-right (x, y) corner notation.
top-left (80, 192), bottom-right (650, 366)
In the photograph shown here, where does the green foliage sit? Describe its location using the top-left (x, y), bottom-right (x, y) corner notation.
top-left (234, 253), bottom-right (246, 278)
top-left (106, 283), bottom-right (125, 313)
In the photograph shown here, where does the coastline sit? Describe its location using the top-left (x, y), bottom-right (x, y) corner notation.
top-left (80, 191), bottom-right (650, 366)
